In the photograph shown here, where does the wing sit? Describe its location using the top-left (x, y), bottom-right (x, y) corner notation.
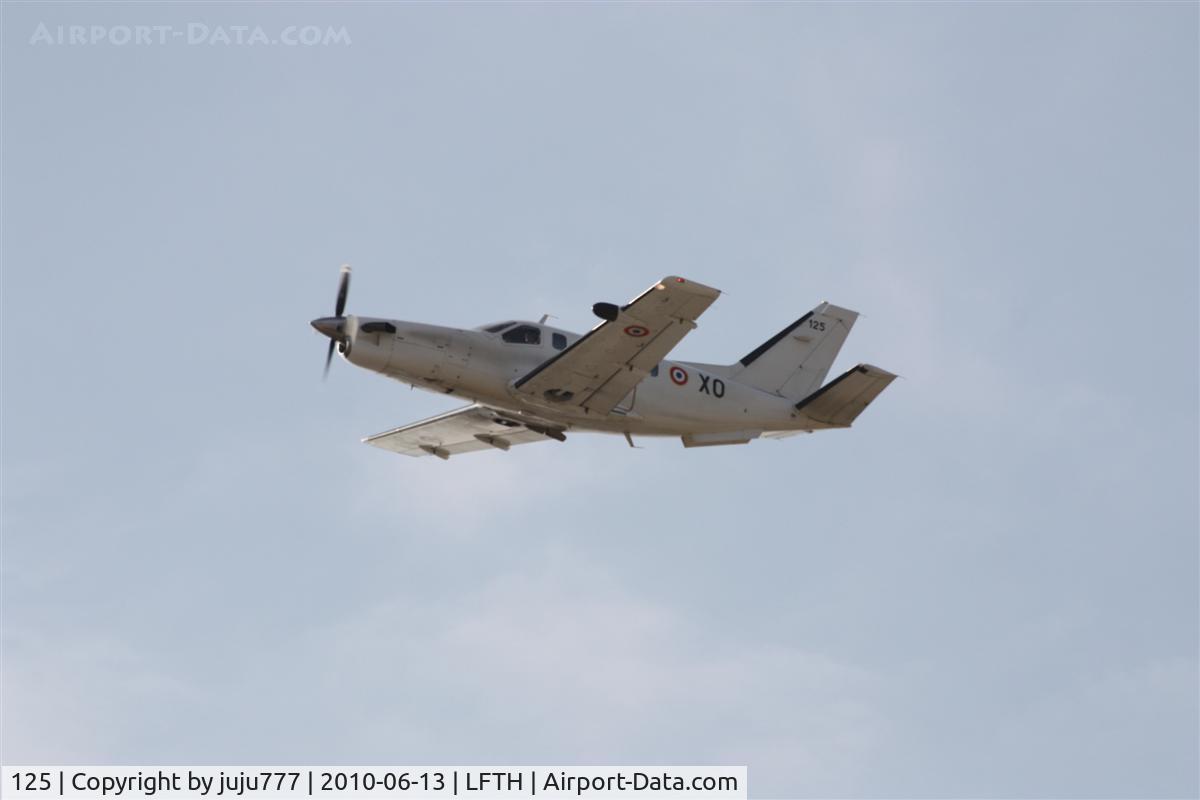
top-left (515, 276), bottom-right (721, 414)
top-left (362, 405), bottom-right (564, 459)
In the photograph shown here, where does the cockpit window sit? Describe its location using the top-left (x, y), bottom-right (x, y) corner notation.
top-left (552, 332), bottom-right (567, 350)
top-left (650, 364), bottom-right (659, 377)
top-left (483, 321), bottom-right (516, 333)
top-left (501, 325), bottom-right (541, 345)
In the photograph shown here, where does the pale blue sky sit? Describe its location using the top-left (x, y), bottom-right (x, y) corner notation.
top-left (2, 3), bottom-right (1197, 797)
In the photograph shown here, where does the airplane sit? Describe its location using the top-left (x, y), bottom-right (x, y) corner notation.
top-left (311, 267), bottom-right (896, 459)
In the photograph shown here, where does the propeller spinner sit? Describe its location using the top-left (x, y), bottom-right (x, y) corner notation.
top-left (311, 265), bottom-right (352, 378)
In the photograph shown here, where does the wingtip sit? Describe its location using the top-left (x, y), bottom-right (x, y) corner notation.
top-left (857, 363), bottom-right (900, 380)
top-left (661, 275), bottom-right (721, 297)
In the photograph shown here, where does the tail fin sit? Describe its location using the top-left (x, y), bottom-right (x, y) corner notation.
top-left (795, 363), bottom-right (896, 428)
top-left (732, 303), bottom-right (859, 399)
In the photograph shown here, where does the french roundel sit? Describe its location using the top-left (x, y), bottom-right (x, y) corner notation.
top-left (623, 325), bottom-right (650, 338)
top-left (669, 366), bottom-right (689, 386)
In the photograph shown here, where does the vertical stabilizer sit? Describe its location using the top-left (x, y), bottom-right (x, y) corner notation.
top-left (732, 303), bottom-right (859, 400)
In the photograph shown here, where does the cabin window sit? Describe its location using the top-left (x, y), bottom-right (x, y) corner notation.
top-left (552, 332), bottom-right (567, 350)
top-left (484, 321), bottom-right (516, 333)
top-left (502, 325), bottom-right (541, 345)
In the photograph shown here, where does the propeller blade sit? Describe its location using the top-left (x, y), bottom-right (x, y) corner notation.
top-left (319, 265), bottom-right (351, 379)
top-left (323, 338), bottom-right (336, 379)
top-left (334, 265), bottom-right (351, 317)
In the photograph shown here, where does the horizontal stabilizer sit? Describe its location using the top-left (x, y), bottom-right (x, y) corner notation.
top-left (794, 364), bottom-right (896, 428)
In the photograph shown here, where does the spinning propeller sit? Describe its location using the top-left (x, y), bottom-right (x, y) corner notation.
top-left (311, 265), bottom-right (352, 379)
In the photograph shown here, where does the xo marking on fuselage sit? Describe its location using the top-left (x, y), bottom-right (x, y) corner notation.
top-left (698, 373), bottom-right (725, 398)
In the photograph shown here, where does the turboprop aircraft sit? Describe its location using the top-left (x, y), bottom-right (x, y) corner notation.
top-left (311, 267), bottom-right (895, 459)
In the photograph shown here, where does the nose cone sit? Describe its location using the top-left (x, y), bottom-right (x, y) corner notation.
top-left (311, 316), bottom-right (345, 340)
